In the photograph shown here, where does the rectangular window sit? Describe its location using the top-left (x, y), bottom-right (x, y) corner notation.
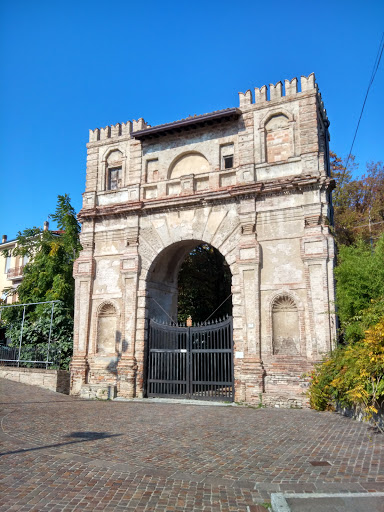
top-left (4, 256), bottom-right (11, 273)
top-left (108, 167), bottom-right (122, 190)
top-left (220, 143), bottom-right (234, 170)
top-left (223, 155), bottom-right (233, 169)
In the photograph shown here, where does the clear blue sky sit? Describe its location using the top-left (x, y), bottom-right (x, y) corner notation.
top-left (1, 0), bottom-right (383, 240)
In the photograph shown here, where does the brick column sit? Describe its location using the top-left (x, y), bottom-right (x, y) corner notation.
top-left (238, 110), bottom-right (255, 183)
top-left (301, 214), bottom-right (335, 358)
top-left (234, 198), bottom-right (264, 403)
top-left (70, 228), bottom-right (95, 395)
top-left (117, 228), bottom-right (140, 398)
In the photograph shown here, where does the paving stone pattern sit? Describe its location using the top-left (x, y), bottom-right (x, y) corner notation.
top-left (0, 379), bottom-right (383, 511)
top-left (284, 495), bottom-right (384, 512)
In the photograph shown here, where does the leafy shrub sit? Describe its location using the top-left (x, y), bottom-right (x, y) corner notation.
top-left (309, 352), bottom-right (340, 411)
top-left (309, 318), bottom-right (384, 430)
top-left (3, 302), bottom-right (74, 370)
top-left (335, 236), bottom-right (384, 343)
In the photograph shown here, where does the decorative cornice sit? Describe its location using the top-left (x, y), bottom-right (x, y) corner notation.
top-left (78, 175), bottom-right (335, 221)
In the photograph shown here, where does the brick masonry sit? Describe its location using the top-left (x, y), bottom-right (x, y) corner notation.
top-left (71, 73), bottom-right (336, 406)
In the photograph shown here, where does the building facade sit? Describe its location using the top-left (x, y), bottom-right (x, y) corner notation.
top-left (0, 222), bottom-right (54, 306)
top-left (71, 73), bottom-right (336, 406)
top-left (0, 235), bottom-right (27, 305)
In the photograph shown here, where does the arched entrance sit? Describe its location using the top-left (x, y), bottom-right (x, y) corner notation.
top-left (145, 240), bottom-right (234, 401)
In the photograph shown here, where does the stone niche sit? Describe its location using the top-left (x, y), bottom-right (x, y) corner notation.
top-left (265, 114), bottom-right (292, 163)
top-left (169, 152), bottom-right (210, 179)
top-left (96, 303), bottom-right (117, 355)
top-left (272, 295), bottom-right (300, 355)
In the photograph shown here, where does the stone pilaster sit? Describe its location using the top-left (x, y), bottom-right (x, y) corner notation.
top-left (238, 110), bottom-right (255, 182)
top-left (234, 198), bottom-right (264, 402)
top-left (70, 222), bottom-right (95, 395)
top-left (117, 225), bottom-right (140, 398)
top-left (301, 214), bottom-right (334, 358)
top-left (237, 198), bottom-right (261, 356)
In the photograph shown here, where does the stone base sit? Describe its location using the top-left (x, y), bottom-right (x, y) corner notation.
top-left (234, 357), bottom-right (265, 403)
top-left (261, 393), bottom-right (309, 408)
top-left (70, 356), bottom-right (88, 395)
top-left (80, 383), bottom-right (117, 400)
top-left (71, 354), bottom-right (313, 408)
top-left (260, 356), bottom-right (312, 408)
top-left (0, 367), bottom-right (70, 394)
top-left (116, 357), bottom-right (137, 398)
top-left (70, 355), bottom-right (138, 399)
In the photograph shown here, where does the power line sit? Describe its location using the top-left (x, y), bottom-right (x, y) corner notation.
top-left (345, 32), bottom-right (384, 171)
top-left (352, 220), bottom-right (384, 230)
top-left (204, 293), bottom-right (232, 323)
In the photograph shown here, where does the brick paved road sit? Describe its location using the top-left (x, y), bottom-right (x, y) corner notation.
top-left (0, 379), bottom-right (383, 511)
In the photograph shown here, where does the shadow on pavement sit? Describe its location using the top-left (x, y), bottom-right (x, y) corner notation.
top-left (0, 431), bottom-right (122, 456)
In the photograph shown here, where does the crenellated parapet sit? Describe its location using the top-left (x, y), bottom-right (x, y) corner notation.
top-left (239, 73), bottom-right (328, 122)
top-left (83, 72), bottom-right (329, 208)
top-left (89, 118), bottom-right (150, 142)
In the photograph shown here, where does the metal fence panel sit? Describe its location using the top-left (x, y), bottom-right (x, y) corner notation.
top-left (147, 317), bottom-right (234, 401)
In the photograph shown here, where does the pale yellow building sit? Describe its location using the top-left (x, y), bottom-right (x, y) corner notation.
top-left (0, 221), bottom-right (54, 304)
top-left (0, 235), bottom-right (27, 304)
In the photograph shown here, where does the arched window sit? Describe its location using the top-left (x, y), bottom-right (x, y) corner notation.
top-left (106, 150), bottom-right (123, 190)
top-left (265, 114), bottom-right (292, 163)
top-left (272, 295), bottom-right (300, 355)
top-left (97, 302), bottom-right (117, 354)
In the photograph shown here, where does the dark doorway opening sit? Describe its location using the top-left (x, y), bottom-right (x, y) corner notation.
top-left (177, 243), bottom-right (232, 323)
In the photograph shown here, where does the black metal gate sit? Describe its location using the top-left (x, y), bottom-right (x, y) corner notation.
top-left (147, 316), bottom-right (234, 401)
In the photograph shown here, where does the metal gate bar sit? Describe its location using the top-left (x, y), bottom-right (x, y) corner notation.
top-left (147, 316), bottom-right (233, 401)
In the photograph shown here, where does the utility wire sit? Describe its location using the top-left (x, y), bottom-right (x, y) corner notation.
top-left (345, 32), bottom-right (384, 171)
top-left (204, 293), bottom-right (232, 323)
top-left (352, 220), bottom-right (384, 229)
top-left (150, 297), bottom-right (177, 325)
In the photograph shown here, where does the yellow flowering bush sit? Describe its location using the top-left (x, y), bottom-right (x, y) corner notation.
top-left (309, 319), bottom-right (384, 430)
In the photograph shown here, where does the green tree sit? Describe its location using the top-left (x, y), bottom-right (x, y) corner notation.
top-left (1, 194), bottom-right (81, 368)
top-left (309, 234), bottom-right (384, 424)
top-left (330, 152), bottom-right (384, 245)
top-left (330, 151), bottom-right (356, 245)
top-left (177, 244), bottom-right (232, 323)
top-left (335, 235), bottom-right (384, 342)
top-left (10, 194), bottom-right (81, 310)
top-left (291, 153), bottom-right (384, 418)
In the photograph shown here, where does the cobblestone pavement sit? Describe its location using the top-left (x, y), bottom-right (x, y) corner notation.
top-left (0, 379), bottom-right (383, 511)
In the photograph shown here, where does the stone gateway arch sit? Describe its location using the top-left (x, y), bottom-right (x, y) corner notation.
top-left (71, 73), bottom-right (336, 407)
